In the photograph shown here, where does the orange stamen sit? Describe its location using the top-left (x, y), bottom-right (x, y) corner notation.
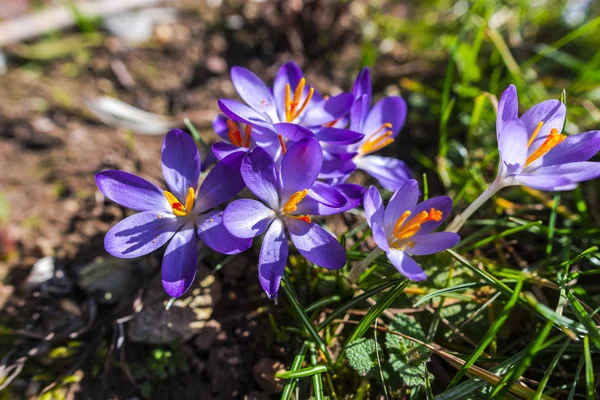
top-left (282, 189), bottom-right (309, 213)
top-left (525, 128), bottom-right (566, 167)
top-left (243, 124), bottom-right (252, 147)
top-left (360, 123), bottom-right (394, 155)
top-left (284, 78), bottom-right (315, 122)
top-left (164, 188), bottom-right (195, 217)
top-left (227, 119), bottom-right (252, 148)
top-left (323, 118), bottom-right (341, 128)
top-left (393, 208), bottom-right (443, 240)
top-left (278, 134), bottom-right (287, 155)
top-left (226, 119), bottom-right (242, 147)
top-left (527, 121), bottom-right (544, 147)
top-left (287, 214), bottom-right (312, 223)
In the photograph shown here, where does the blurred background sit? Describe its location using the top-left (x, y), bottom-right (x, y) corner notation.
top-left (1, 0), bottom-right (600, 398)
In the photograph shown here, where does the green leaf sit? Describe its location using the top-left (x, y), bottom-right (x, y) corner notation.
top-left (386, 314), bottom-right (431, 387)
top-left (566, 291), bottom-right (600, 350)
top-left (414, 282), bottom-right (487, 306)
top-left (281, 342), bottom-right (309, 400)
top-left (276, 365), bottom-right (329, 379)
top-left (345, 338), bottom-right (380, 376)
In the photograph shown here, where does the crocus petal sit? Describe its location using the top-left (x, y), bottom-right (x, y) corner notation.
top-left (280, 138), bottom-right (323, 202)
top-left (355, 155), bottom-right (412, 191)
top-left (407, 232), bottom-right (460, 256)
top-left (212, 142), bottom-right (248, 161)
top-left (212, 114), bottom-right (230, 141)
top-left (309, 181), bottom-right (347, 208)
top-left (241, 146), bottom-right (280, 209)
top-left (259, 219), bottom-right (288, 299)
top-left (509, 173), bottom-right (573, 191)
top-left (302, 93), bottom-right (354, 127)
top-left (273, 122), bottom-right (314, 141)
top-left (294, 184), bottom-right (363, 216)
top-left (372, 222), bottom-right (390, 252)
top-left (273, 62), bottom-right (304, 121)
top-left (104, 211), bottom-right (183, 258)
top-left (223, 199), bottom-right (276, 239)
top-left (349, 95), bottom-right (369, 133)
top-left (161, 129), bottom-right (201, 202)
top-left (230, 66), bottom-right (278, 122)
top-left (161, 222), bottom-right (197, 297)
top-left (363, 185), bottom-right (384, 228)
top-left (201, 148), bottom-right (218, 171)
top-left (496, 84), bottom-right (519, 135)
top-left (526, 162), bottom-right (600, 186)
top-left (497, 119), bottom-right (528, 176)
top-left (383, 179), bottom-right (419, 234)
top-left (385, 249), bottom-right (426, 281)
top-left (96, 170), bottom-right (170, 212)
top-left (194, 152), bottom-right (245, 214)
top-left (362, 96), bottom-right (407, 139)
top-left (410, 195), bottom-right (453, 234)
top-left (319, 157), bottom-right (357, 179)
top-left (286, 218), bottom-right (345, 269)
top-left (352, 67), bottom-right (372, 105)
top-left (315, 128), bottom-right (364, 145)
top-left (540, 130), bottom-right (600, 166)
top-left (197, 210), bottom-right (253, 254)
top-left (218, 99), bottom-right (273, 130)
top-left (521, 100), bottom-right (566, 144)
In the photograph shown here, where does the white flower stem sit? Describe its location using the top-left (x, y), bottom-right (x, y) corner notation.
top-left (348, 247), bottom-right (384, 283)
top-left (445, 178), bottom-right (505, 233)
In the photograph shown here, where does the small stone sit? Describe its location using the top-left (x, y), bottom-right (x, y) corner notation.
top-left (193, 320), bottom-right (221, 351)
top-left (252, 358), bottom-right (285, 394)
top-left (128, 266), bottom-right (221, 344)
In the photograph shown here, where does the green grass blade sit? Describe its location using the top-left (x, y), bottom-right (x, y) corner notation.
top-left (533, 339), bottom-right (571, 400)
top-left (306, 295), bottom-right (341, 314)
top-left (343, 279), bottom-right (409, 345)
top-left (566, 291), bottom-right (600, 350)
top-left (413, 282), bottom-right (487, 306)
top-left (309, 343), bottom-right (324, 400)
top-left (281, 274), bottom-right (332, 365)
top-left (568, 355), bottom-right (586, 400)
top-left (317, 278), bottom-right (403, 331)
top-left (489, 320), bottom-right (554, 398)
top-left (462, 220), bottom-right (543, 252)
top-left (546, 195), bottom-right (560, 256)
top-left (583, 336), bottom-right (595, 400)
top-left (280, 342), bottom-right (309, 400)
top-left (446, 278), bottom-right (524, 388)
top-left (276, 365), bottom-right (328, 379)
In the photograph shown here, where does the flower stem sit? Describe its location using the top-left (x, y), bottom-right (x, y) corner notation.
top-left (445, 178), bottom-right (505, 233)
top-left (348, 247), bottom-right (384, 283)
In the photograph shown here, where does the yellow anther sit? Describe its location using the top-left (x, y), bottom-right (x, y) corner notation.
top-left (282, 189), bottom-right (309, 214)
top-left (360, 123), bottom-right (394, 155)
top-left (393, 208), bottom-right (443, 240)
top-left (164, 187), bottom-right (195, 217)
top-left (525, 128), bottom-right (566, 167)
top-left (284, 78), bottom-right (315, 122)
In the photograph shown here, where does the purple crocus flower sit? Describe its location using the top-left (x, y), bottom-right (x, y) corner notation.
top-left (96, 129), bottom-right (251, 297)
top-left (362, 180), bottom-right (459, 281)
top-left (322, 68), bottom-right (412, 191)
top-left (223, 138), bottom-right (346, 299)
top-left (447, 85), bottom-right (600, 232)
top-left (217, 62), bottom-right (360, 150)
top-left (494, 84), bottom-right (600, 191)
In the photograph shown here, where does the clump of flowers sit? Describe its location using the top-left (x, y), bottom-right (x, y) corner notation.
top-left (96, 65), bottom-right (600, 300)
